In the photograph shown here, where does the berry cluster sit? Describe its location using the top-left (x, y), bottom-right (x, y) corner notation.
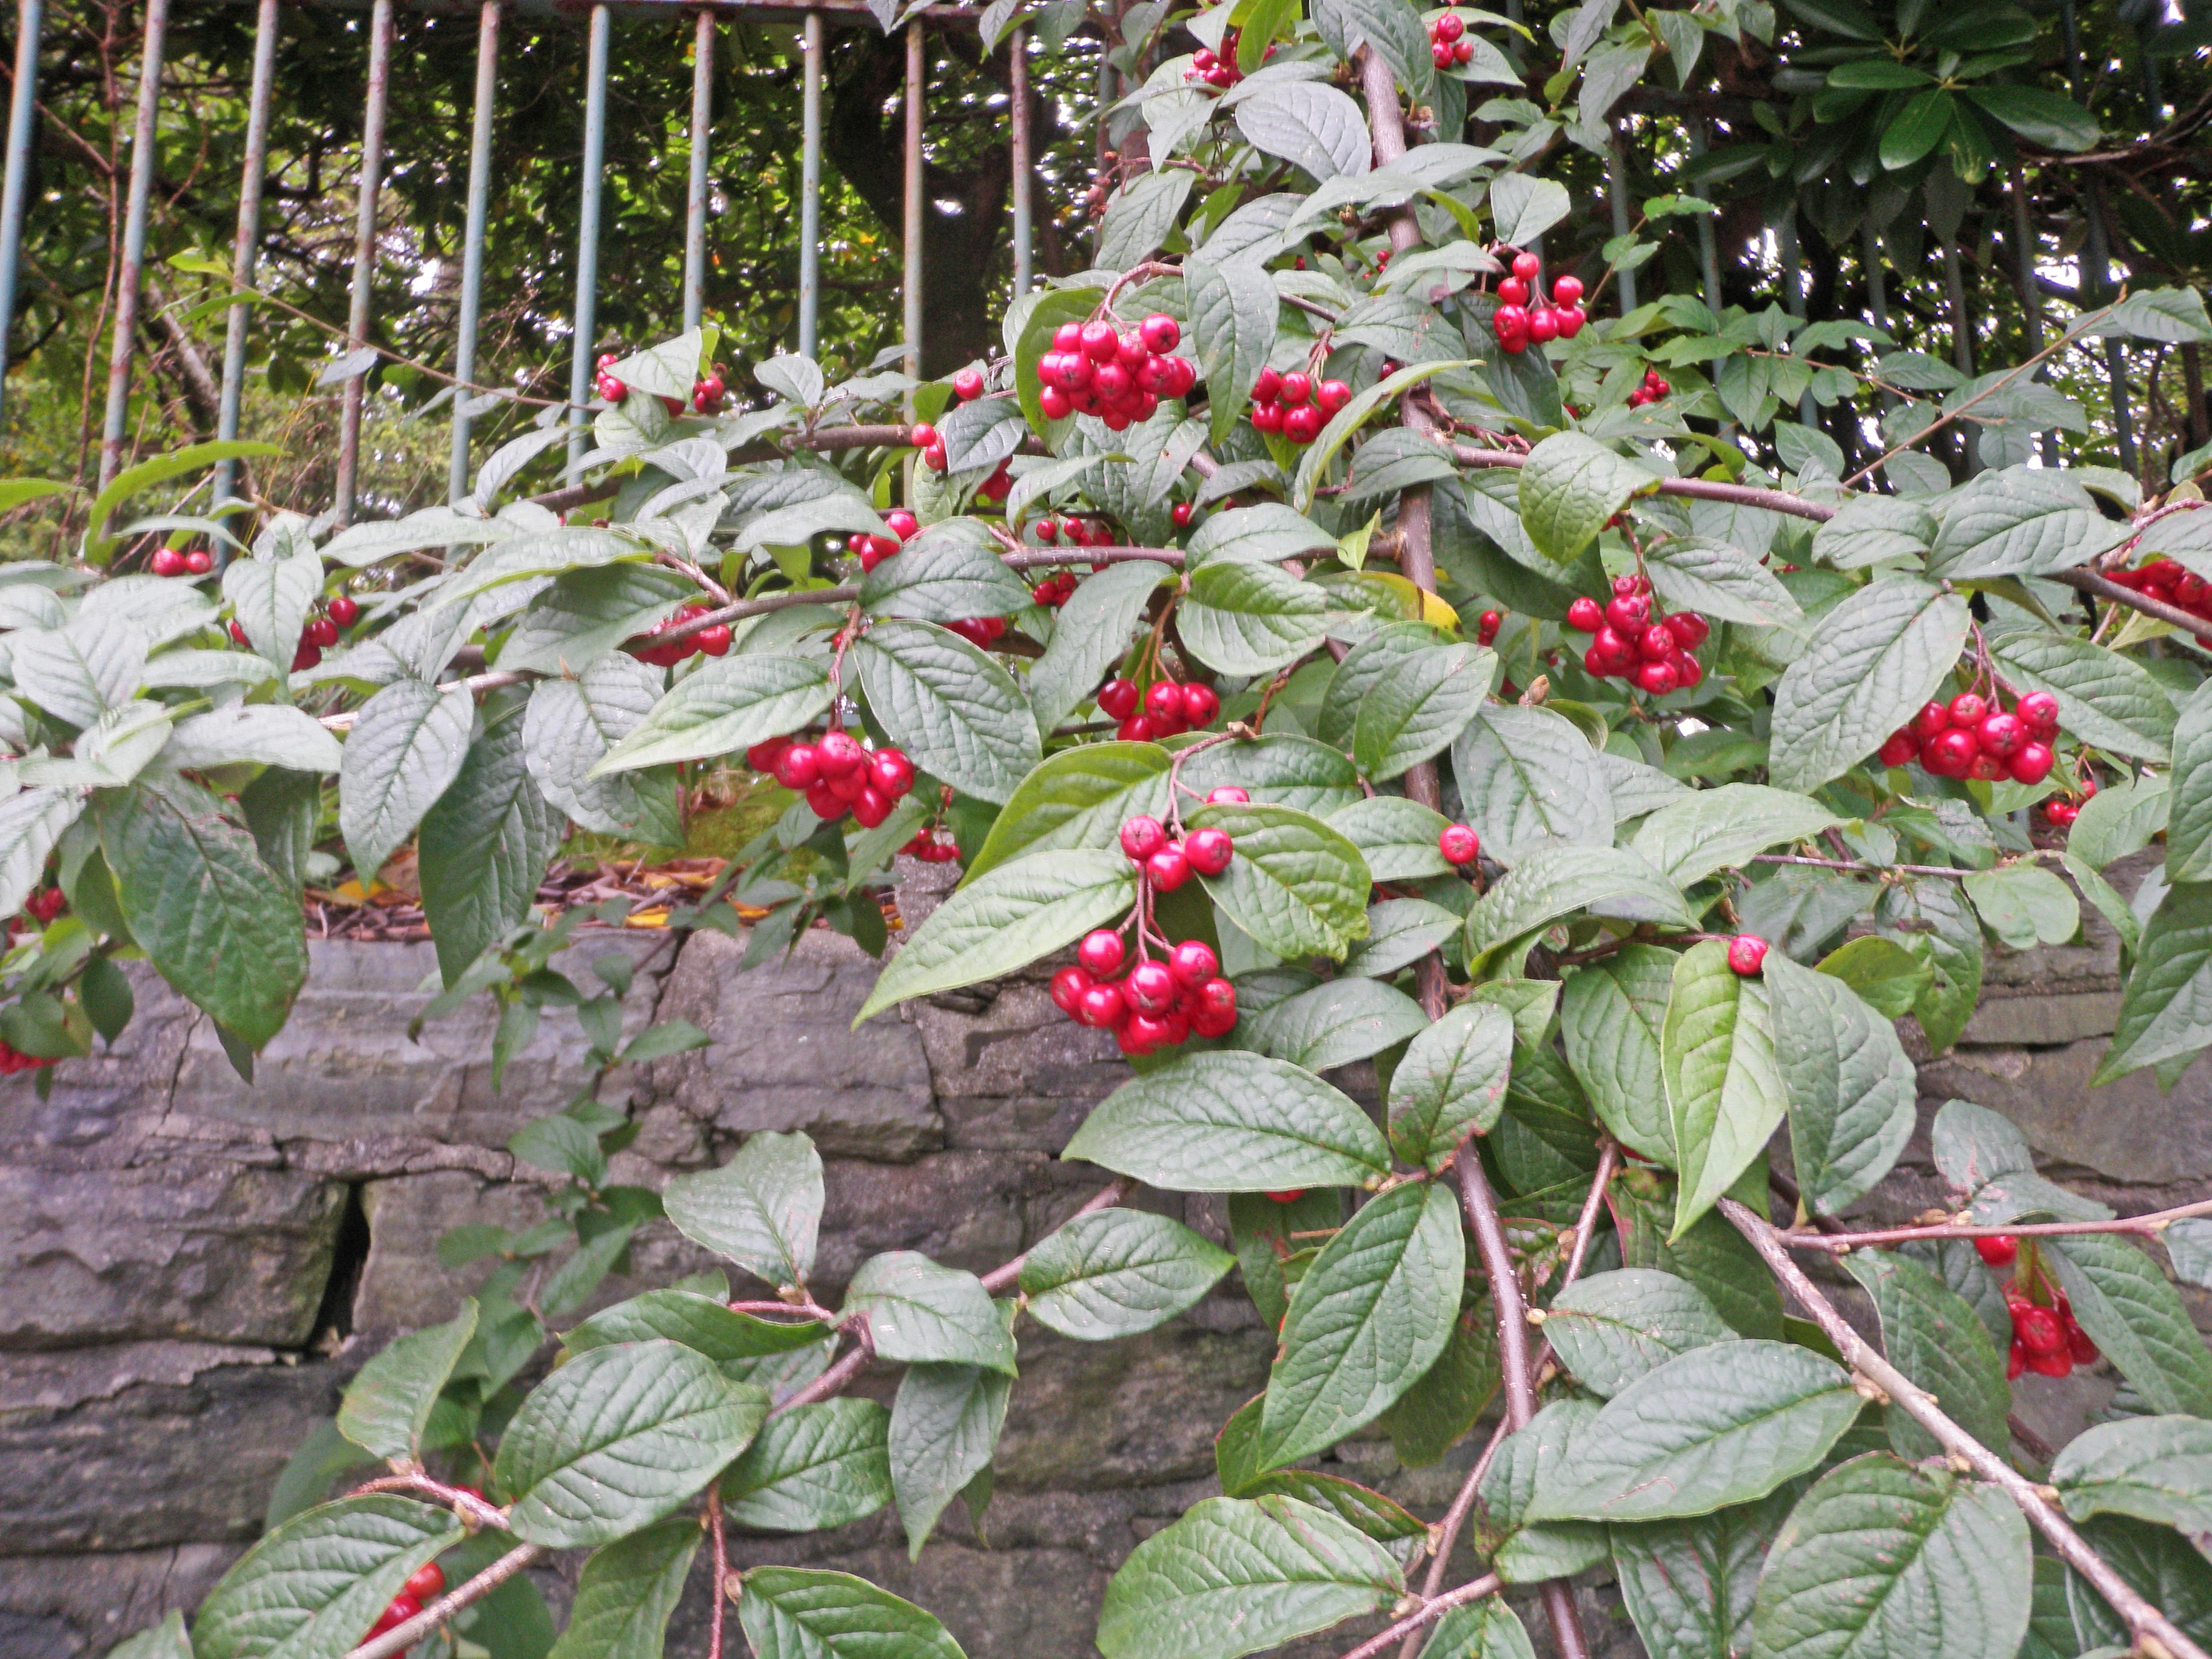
top-left (15, 888), bottom-right (64, 928)
top-left (1626, 365), bottom-right (1672, 407)
top-left (1475, 609), bottom-right (1501, 648)
top-left (1248, 367), bottom-right (1352, 444)
top-left (2042, 774), bottom-right (2097, 828)
top-left (1491, 253), bottom-right (1586, 354)
top-left (900, 826), bottom-right (962, 863)
top-left (1726, 934), bottom-right (1769, 975)
top-left (1038, 316), bottom-right (1198, 429)
top-left (691, 364), bottom-right (728, 414)
top-left (362, 1561), bottom-right (445, 1647)
top-left (149, 546), bottom-right (213, 577)
top-left (231, 595), bottom-right (360, 671)
top-left (1031, 572), bottom-right (1079, 608)
top-left (748, 733), bottom-right (916, 828)
top-left (1053, 931), bottom-right (1239, 1056)
top-left (1564, 575), bottom-right (1709, 696)
top-left (590, 352), bottom-right (729, 417)
top-left (634, 603), bottom-right (733, 665)
top-left (851, 510), bottom-right (920, 572)
top-left (592, 352), bottom-right (627, 404)
top-left (1098, 675), bottom-right (1221, 742)
top-left (1874, 691), bottom-right (2057, 783)
top-left (1185, 29), bottom-right (1252, 86)
top-left (1439, 823), bottom-right (1481, 865)
top-left (1975, 1236), bottom-right (2100, 1378)
top-left (0, 1039), bottom-right (55, 1075)
top-left (1429, 10), bottom-right (1478, 65)
top-left (1032, 515), bottom-right (1116, 546)
top-left (2102, 556), bottom-right (2212, 623)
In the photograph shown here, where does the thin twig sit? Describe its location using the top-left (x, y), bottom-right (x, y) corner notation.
top-left (2053, 566), bottom-right (2212, 641)
top-left (707, 1488), bottom-right (729, 1659)
top-left (979, 1177), bottom-right (1138, 1294)
top-left (344, 1542), bottom-right (549, 1659)
top-left (346, 1472), bottom-right (509, 1532)
top-left (1723, 1198), bottom-right (2212, 1659)
top-left (766, 1318), bottom-right (876, 1419)
top-left (1444, 446), bottom-right (1839, 524)
top-left (1781, 1194), bottom-right (2212, 1251)
top-left (1335, 1574), bottom-right (1504, 1659)
top-left (1753, 852), bottom-right (1974, 879)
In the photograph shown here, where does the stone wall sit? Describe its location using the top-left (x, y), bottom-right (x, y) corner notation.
top-left (0, 867), bottom-right (2199, 1659)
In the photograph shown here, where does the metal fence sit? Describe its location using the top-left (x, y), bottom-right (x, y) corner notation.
top-left (0, 0), bottom-right (1037, 520)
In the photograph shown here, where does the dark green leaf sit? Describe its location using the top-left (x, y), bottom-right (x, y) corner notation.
top-left (662, 1130), bottom-right (823, 1290)
top-left (721, 1398), bottom-right (894, 1533)
top-left (1017, 1208), bottom-right (1235, 1339)
top-left (1838, 1249), bottom-right (2009, 1461)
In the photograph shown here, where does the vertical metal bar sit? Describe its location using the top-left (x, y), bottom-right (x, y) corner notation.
top-left (2062, 0), bottom-right (2135, 477)
top-left (212, 0), bottom-right (279, 514)
top-left (97, 0), bottom-right (171, 491)
top-left (1605, 128), bottom-right (1634, 314)
top-left (682, 8), bottom-right (713, 333)
top-left (1687, 122), bottom-right (1720, 317)
top-left (797, 10), bottom-right (822, 358)
top-left (567, 2), bottom-right (611, 472)
top-left (1862, 216), bottom-right (1895, 416)
top-left (1778, 213), bottom-right (1815, 426)
top-left (902, 18), bottom-right (923, 411)
top-left (0, 0), bottom-right (45, 443)
top-left (448, 0), bottom-right (501, 502)
top-left (1010, 24), bottom-right (1032, 297)
top-left (333, 0), bottom-right (394, 523)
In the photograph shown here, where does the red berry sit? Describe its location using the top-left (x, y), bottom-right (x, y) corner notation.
top-left (1634, 659), bottom-right (1680, 696)
top-left (2017, 691), bottom-right (2060, 736)
top-left (1252, 366), bottom-right (1282, 404)
top-left (1117, 716), bottom-right (1156, 742)
top-left (1182, 683), bottom-right (1220, 726)
top-left (1726, 934), bottom-right (1769, 976)
top-left (1606, 593), bottom-right (1651, 632)
top-left (1121, 816), bottom-right (1168, 861)
top-left (1052, 965), bottom-right (1094, 1014)
top-left (1948, 692), bottom-right (1988, 728)
top-left (1316, 380), bottom-right (1352, 414)
top-left (775, 744), bottom-right (823, 789)
top-left (1566, 597), bottom-right (1604, 632)
top-left (2013, 1303), bottom-right (2066, 1355)
top-left (1976, 711), bottom-right (2024, 757)
top-left (815, 732), bottom-right (863, 777)
top-left (2028, 1345), bottom-right (2073, 1376)
top-left (184, 548), bottom-right (213, 575)
top-left (2069, 1321), bottom-right (2100, 1366)
top-left (1172, 501), bottom-right (1193, 527)
top-left (1147, 843), bottom-right (1193, 891)
top-left (1099, 679), bottom-right (1140, 720)
top-left (953, 368), bottom-right (985, 401)
top-left (1125, 1012), bottom-right (1177, 1051)
top-left (1205, 786), bottom-right (1248, 805)
top-left (1185, 826), bottom-right (1235, 876)
top-left (306, 616), bottom-right (340, 648)
top-left (1636, 624), bottom-right (1675, 662)
top-left (150, 548), bottom-right (186, 577)
top-left (1528, 307), bottom-right (1560, 344)
top-left (1664, 612), bottom-right (1709, 649)
top-left (1127, 959), bottom-right (1178, 1013)
top-left (2005, 742), bottom-right (2054, 786)
top-left (292, 642), bottom-right (321, 672)
top-left (1141, 313), bottom-right (1180, 352)
top-left (870, 749), bottom-right (914, 797)
top-left (1439, 824), bottom-right (1481, 865)
top-left (1283, 406), bottom-right (1323, 444)
top-left (2008, 1339), bottom-right (2027, 1380)
top-left (1191, 1003), bottom-right (1239, 1039)
top-left (1909, 702), bottom-right (1951, 740)
top-left (1053, 322), bottom-right (1083, 353)
top-left (1435, 10), bottom-right (1464, 38)
top-left (1496, 277), bottom-right (1529, 307)
top-left (1144, 680), bottom-right (1184, 723)
top-left (1923, 728), bottom-right (1980, 777)
top-left (328, 594), bottom-right (361, 626)
top-left (1081, 320), bottom-right (1120, 363)
top-left (403, 1563), bottom-right (446, 1603)
top-left (2045, 799), bottom-right (2080, 827)
top-left (1078, 982), bottom-right (1128, 1028)
top-left (745, 736), bottom-right (792, 774)
top-left (1168, 939), bottom-right (1219, 988)
top-left (1552, 274), bottom-right (1584, 307)
top-left (1974, 1235), bottom-right (2019, 1267)
top-left (1875, 731), bottom-right (1917, 768)
top-left (1078, 929), bottom-right (1126, 977)
top-left (1492, 303), bottom-right (1529, 343)
top-left (1265, 1190), bottom-right (1306, 1204)
top-left (367, 1596), bottom-right (422, 1640)
top-left (1512, 250), bottom-right (1540, 280)
top-left (1557, 306), bottom-right (1586, 338)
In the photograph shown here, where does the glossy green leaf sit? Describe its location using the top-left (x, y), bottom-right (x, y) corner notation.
top-left (1480, 1399), bottom-right (1611, 1583)
top-left (962, 742), bottom-right (1172, 880)
top-left (1992, 632), bottom-right (2176, 763)
top-left (2046, 1233), bottom-right (2212, 1416)
top-left (1769, 578), bottom-right (1970, 792)
top-left (736, 1568), bottom-right (967, 1659)
top-left (1664, 941), bottom-right (1786, 1239)
top-left (1450, 704), bottom-right (1616, 862)
top-left (543, 1517), bottom-right (700, 1659)
top-left (338, 679), bottom-right (477, 880)
top-left (843, 1252), bottom-right (1016, 1373)
top-left (1178, 558), bottom-right (1332, 675)
top-left (888, 1359), bottom-right (1010, 1557)
top-left (1245, 976), bottom-right (1430, 1070)
top-left (720, 1398), bottom-right (894, 1533)
top-left (337, 1300), bottom-right (479, 1463)
top-left (418, 689), bottom-right (563, 986)
top-left (2096, 881), bottom-right (2212, 1082)
top-left (1189, 799), bottom-right (1372, 959)
top-left (1518, 433), bottom-right (1658, 561)
top-left (1764, 954), bottom-right (1917, 1216)
top-left (523, 657), bottom-right (683, 845)
top-left (1466, 845), bottom-right (1692, 974)
top-left (852, 618), bottom-right (1042, 803)
top-left (192, 1495), bottom-right (462, 1659)
top-left (2052, 1414), bottom-right (2212, 1535)
top-left (1353, 642), bottom-right (1489, 780)
top-left (662, 1130), bottom-right (824, 1290)
top-left (1631, 785), bottom-right (1839, 888)
top-left (1614, 1494), bottom-right (1789, 1659)
top-left (1017, 1208), bottom-right (1235, 1339)
top-left (1544, 1269), bottom-right (1733, 1396)
top-left (1560, 944), bottom-right (1677, 1163)
top-left (561, 1291), bottom-right (829, 1362)
top-left (1839, 1249), bottom-right (2009, 1461)
top-left (1387, 1002), bottom-right (1515, 1169)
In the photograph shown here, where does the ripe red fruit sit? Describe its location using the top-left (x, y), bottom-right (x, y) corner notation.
top-left (1726, 934), bottom-right (1769, 976)
top-left (1492, 302), bottom-right (1529, 340)
top-left (1877, 731), bottom-right (1919, 767)
top-left (1140, 313), bottom-right (1181, 352)
top-left (1278, 372), bottom-right (1312, 406)
top-left (1185, 826), bottom-right (1235, 876)
top-left (870, 749), bottom-right (914, 796)
top-left (885, 509), bottom-right (920, 541)
top-left (1664, 611), bottom-right (1709, 649)
top-left (1098, 679), bottom-right (1140, 721)
top-left (1974, 1235), bottom-right (2019, 1267)
top-left (1126, 960), bottom-right (1178, 1013)
top-left (1205, 786), bottom-right (1248, 805)
top-left (2068, 1321), bottom-right (2100, 1366)
top-left (1636, 624), bottom-right (1675, 662)
top-left (1147, 843), bottom-right (1193, 891)
top-left (404, 1563), bottom-right (447, 1603)
top-left (292, 642), bottom-right (321, 672)
top-left (1439, 824), bottom-right (1481, 865)
top-left (1566, 596), bottom-right (1604, 633)
top-left (1924, 728), bottom-right (1980, 777)
top-left (2045, 799), bottom-right (2080, 827)
top-left (1557, 306), bottom-right (1586, 338)
top-left (2028, 1344), bottom-right (2073, 1376)
top-left (1252, 366), bottom-right (1282, 404)
top-left (817, 732), bottom-right (865, 777)
top-left (953, 368), bottom-right (985, 401)
top-left (1510, 251), bottom-right (1538, 280)
top-left (746, 737), bottom-right (792, 773)
top-left (1435, 10), bottom-right (1464, 38)
top-left (1182, 683), bottom-right (1221, 726)
top-left (2018, 691), bottom-right (2060, 736)
top-left (908, 422), bottom-right (937, 449)
top-left (1316, 380), bottom-right (1352, 414)
top-left (1496, 276), bottom-right (1529, 307)
top-left (1605, 593), bottom-right (1651, 632)
top-left (1078, 930), bottom-right (1125, 977)
top-left (1051, 965), bottom-right (1093, 1013)
top-left (1250, 400), bottom-right (1284, 433)
top-left (1143, 681), bottom-right (1182, 723)
top-left (1080, 320), bottom-right (1120, 363)
top-left (367, 1596), bottom-right (422, 1640)
top-left (1078, 982), bottom-right (1128, 1028)
top-left (1909, 701), bottom-right (1951, 740)
top-left (1634, 659), bottom-right (1680, 696)
top-left (1527, 307), bottom-right (1560, 344)
top-left (1265, 1189), bottom-right (1306, 1204)
top-left (184, 548), bottom-right (214, 575)
top-left (774, 744), bottom-right (823, 790)
top-left (2005, 742), bottom-right (2054, 786)
top-left (1117, 716), bottom-right (1156, 742)
top-left (150, 547), bottom-right (186, 577)
top-left (1168, 939), bottom-right (1220, 988)
top-left (1171, 501), bottom-right (1193, 527)
top-left (2013, 1302), bottom-right (2066, 1355)
top-left (328, 594), bottom-right (361, 627)
top-left (1552, 274), bottom-right (1584, 307)
top-left (1284, 406), bottom-right (1323, 444)
top-left (1121, 816), bottom-right (1168, 861)
top-left (1977, 711), bottom-right (2025, 757)
top-left (924, 441), bottom-right (948, 471)
top-left (1948, 692), bottom-right (1988, 728)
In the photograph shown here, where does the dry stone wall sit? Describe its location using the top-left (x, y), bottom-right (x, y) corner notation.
top-left (0, 863), bottom-right (2200, 1658)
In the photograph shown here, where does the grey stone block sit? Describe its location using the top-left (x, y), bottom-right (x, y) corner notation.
top-left (654, 930), bottom-right (941, 1161)
top-left (913, 970), bottom-right (1125, 1153)
top-left (0, 1544), bottom-right (236, 1659)
top-left (1920, 1038), bottom-right (2212, 1187)
top-left (0, 1344), bottom-right (335, 1552)
top-left (0, 1160), bottom-right (344, 1349)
